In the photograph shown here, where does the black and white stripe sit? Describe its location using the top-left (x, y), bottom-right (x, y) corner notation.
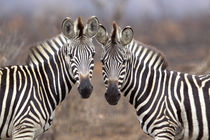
top-left (0, 16), bottom-right (98, 140)
top-left (0, 44), bottom-right (73, 139)
top-left (98, 23), bottom-right (210, 140)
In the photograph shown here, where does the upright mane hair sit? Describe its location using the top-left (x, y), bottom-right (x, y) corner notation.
top-left (77, 16), bottom-right (84, 37)
top-left (111, 22), bottom-right (117, 44)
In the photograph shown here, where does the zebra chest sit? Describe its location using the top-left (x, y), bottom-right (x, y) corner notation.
top-left (137, 104), bottom-right (183, 139)
top-left (43, 110), bottom-right (55, 132)
top-left (16, 104), bottom-right (56, 137)
top-left (26, 110), bottom-right (55, 138)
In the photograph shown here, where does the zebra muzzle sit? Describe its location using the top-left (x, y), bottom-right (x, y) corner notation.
top-left (105, 81), bottom-right (121, 105)
top-left (78, 77), bottom-right (93, 99)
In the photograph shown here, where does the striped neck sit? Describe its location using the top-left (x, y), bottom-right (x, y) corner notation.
top-left (30, 41), bottom-right (75, 110)
top-left (121, 40), bottom-right (168, 105)
top-left (26, 34), bottom-right (68, 65)
top-left (128, 40), bottom-right (168, 70)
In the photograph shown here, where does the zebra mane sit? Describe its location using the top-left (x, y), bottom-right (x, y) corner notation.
top-left (111, 21), bottom-right (118, 44)
top-left (133, 40), bottom-right (168, 69)
top-left (77, 16), bottom-right (84, 37)
top-left (26, 34), bottom-right (67, 65)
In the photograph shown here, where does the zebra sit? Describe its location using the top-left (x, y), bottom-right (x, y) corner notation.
top-left (96, 22), bottom-right (210, 140)
top-left (0, 16), bottom-right (99, 140)
top-left (27, 16), bottom-right (99, 98)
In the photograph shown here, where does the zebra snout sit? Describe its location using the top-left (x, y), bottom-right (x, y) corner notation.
top-left (78, 77), bottom-right (93, 99)
top-left (105, 82), bottom-right (121, 105)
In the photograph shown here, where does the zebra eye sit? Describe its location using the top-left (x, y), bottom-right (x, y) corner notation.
top-left (123, 59), bottom-right (126, 64)
top-left (92, 52), bottom-right (95, 57)
top-left (100, 59), bottom-right (104, 64)
top-left (69, 54), bottom-right (73, 59)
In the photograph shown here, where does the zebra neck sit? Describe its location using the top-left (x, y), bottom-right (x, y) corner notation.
top-left (27, 33), bottom-right (68, 65)
top-left (121, 57), bottom-right (155, 103)
top-left (32, 48), bottom-right (75, 110)
top-left (121, 40), bottom-right (168, 106)
top-left (121, 61), bottom-right (166, 118)
top-left (128, 40), bottom-right (168, 70)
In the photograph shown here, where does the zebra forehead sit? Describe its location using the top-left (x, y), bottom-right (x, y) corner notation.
top-left (72, 40), bottom-right (94, 50)
top-left (105, 46), bottom-right (124, 60)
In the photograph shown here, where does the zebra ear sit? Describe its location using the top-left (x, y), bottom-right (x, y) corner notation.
top-left (120, 26), bottom-right (133, 46)
top-left (85, 16), bottom-right (99, 38)
top-left (61, 17), bottom-right (75, 39)
top-left (96, 24), bottom-right (108, 46)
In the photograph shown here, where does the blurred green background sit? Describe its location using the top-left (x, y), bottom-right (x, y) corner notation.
top-left (0, 0), bottom-right (210, 140)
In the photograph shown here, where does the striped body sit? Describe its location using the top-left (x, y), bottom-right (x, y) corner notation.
top-left (97, 22), bottom-right (210, 140)
top-left (0, 16), bottom-right (99, 139)
top-left (0, 44), bottom-right (74, 139)
top-left (121, 40), bottom-right (210, 139)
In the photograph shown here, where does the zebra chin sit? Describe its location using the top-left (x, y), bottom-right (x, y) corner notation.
top-left (77, 77), bottom-right (93, 99)
top-left (105, 82), bottom-right (121, 105)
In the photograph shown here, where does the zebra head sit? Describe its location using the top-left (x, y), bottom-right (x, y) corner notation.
top-left (96, 22), bottom-right (134, 105)
top-left (62, 16), bottom-right (99, 98)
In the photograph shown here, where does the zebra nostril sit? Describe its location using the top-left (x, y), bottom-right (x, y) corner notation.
top-left (69, 54), bottom-right (73, 59)
top-left (89, 84), bottom-right (93, 93)
top-left (90, 84), bottom-right (93, 90)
